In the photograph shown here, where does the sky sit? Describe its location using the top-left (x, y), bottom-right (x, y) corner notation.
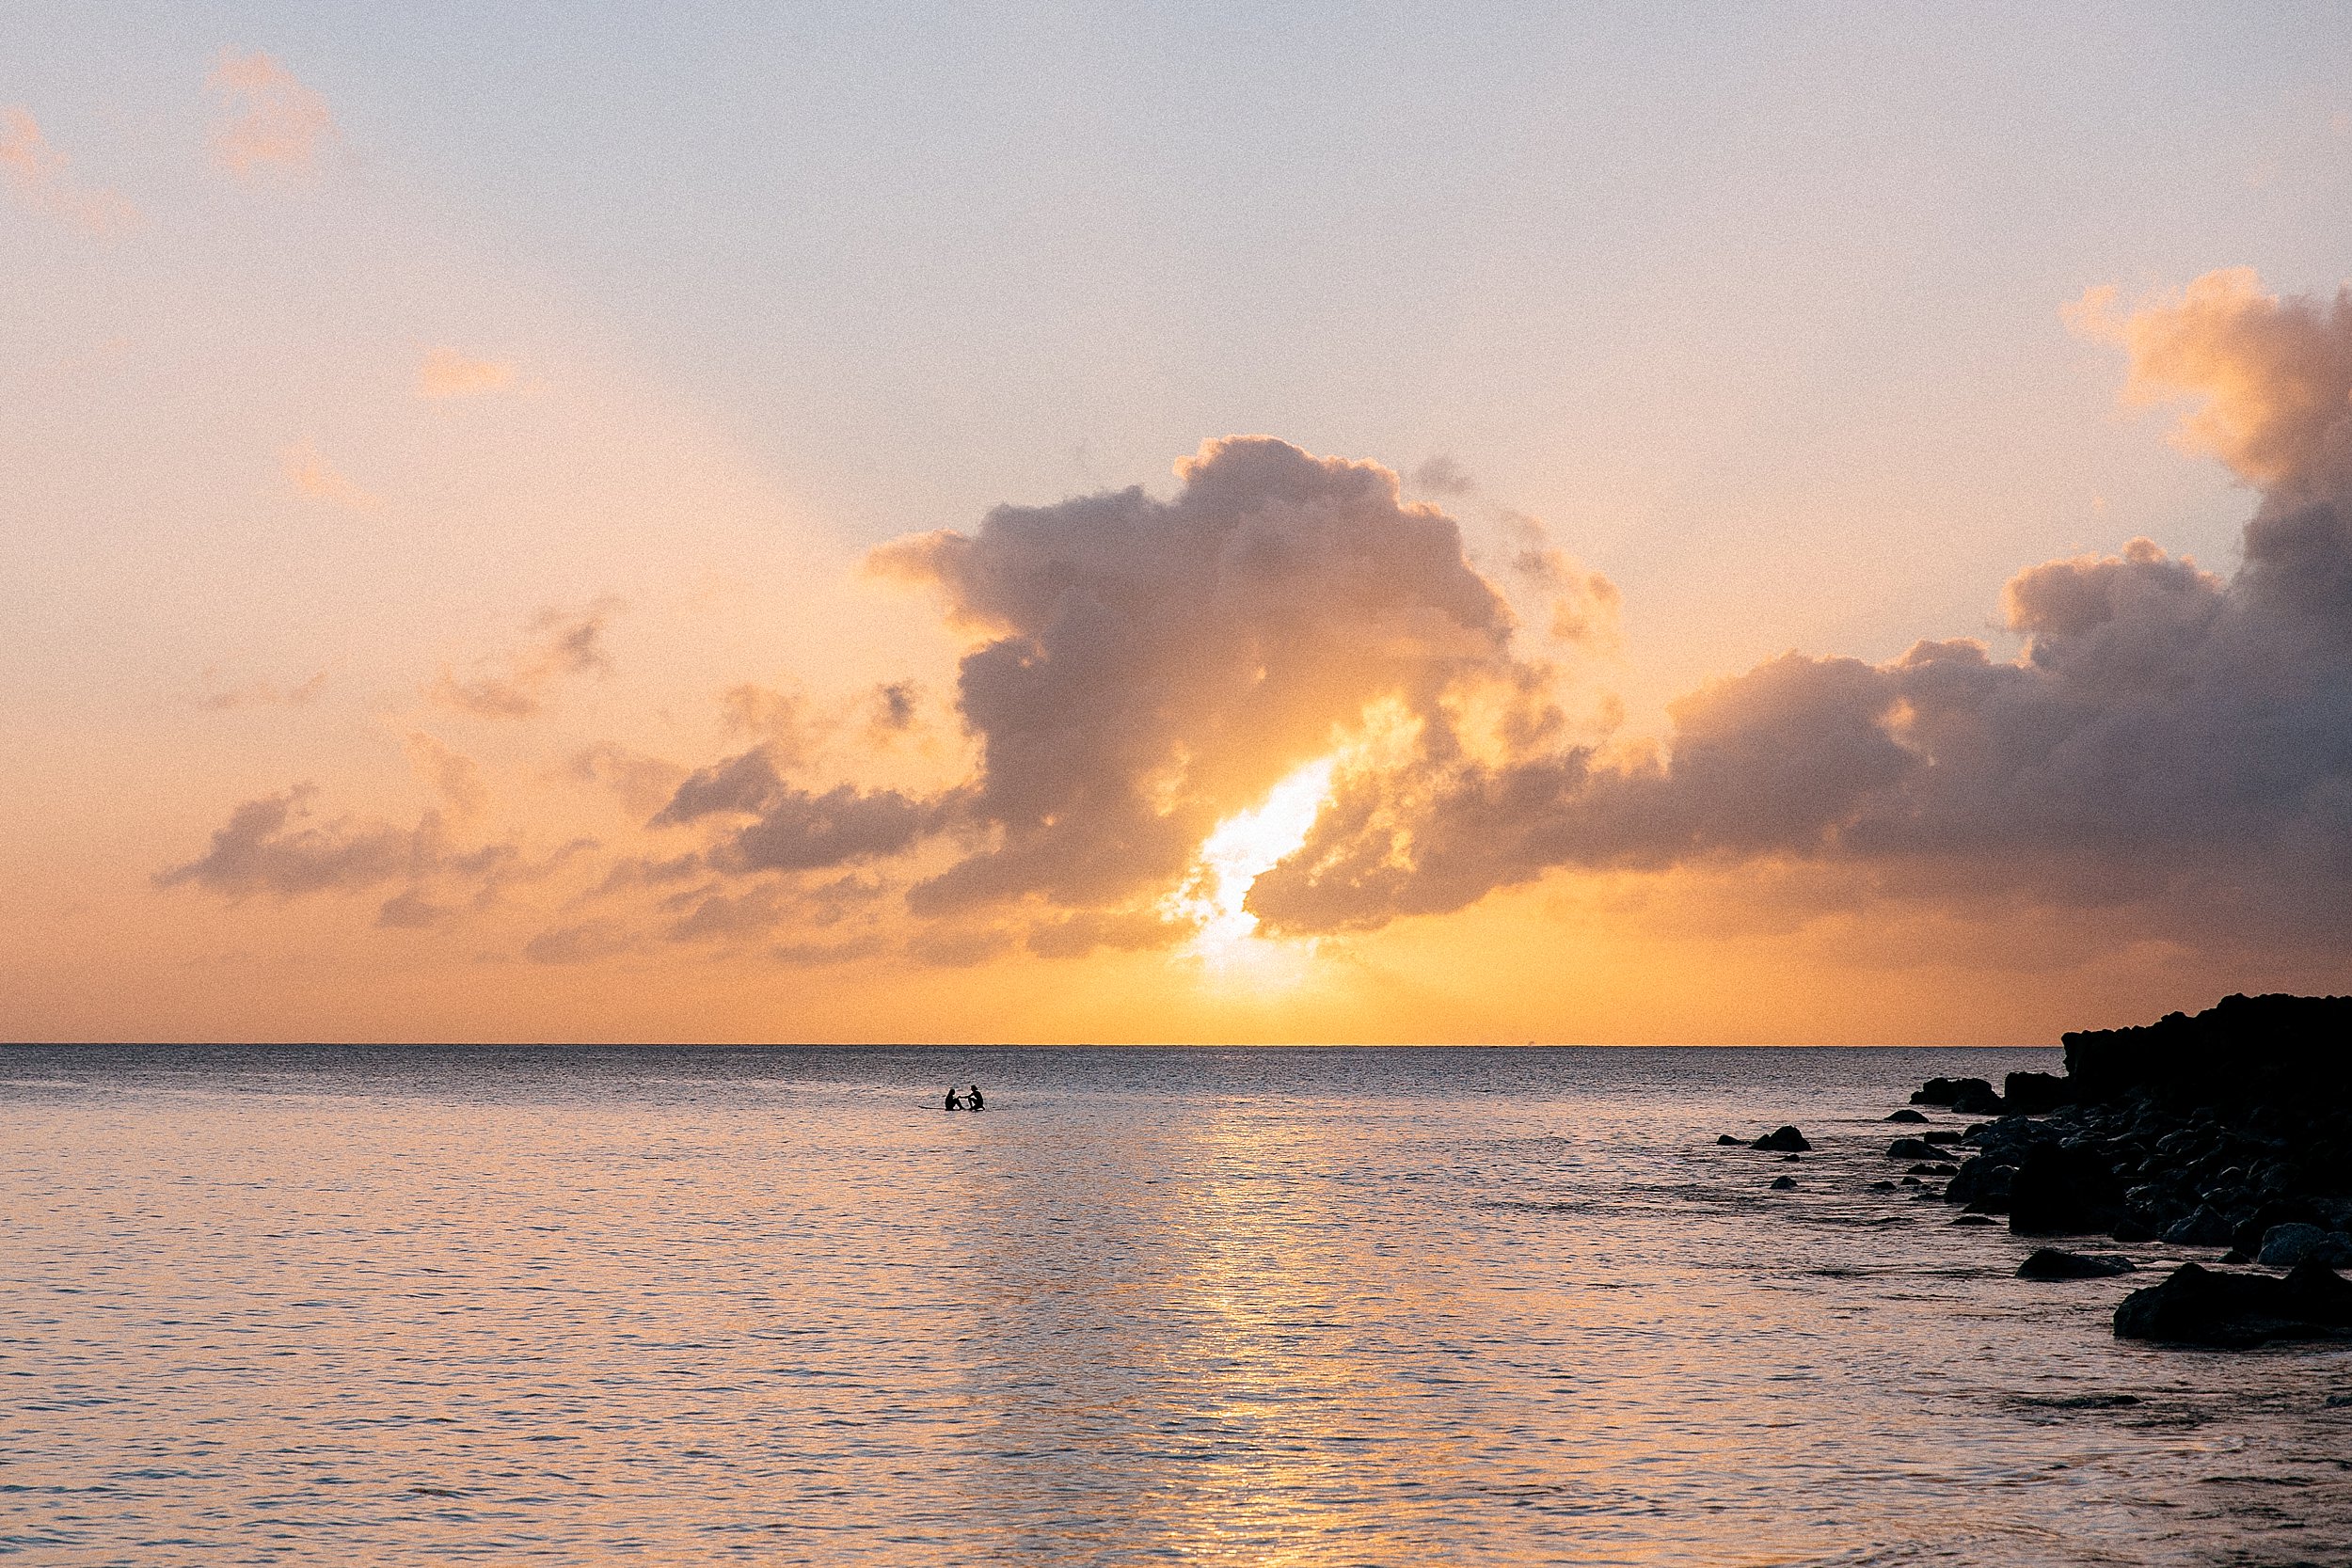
top-left (6, 2), bottom-right (2352, 1043)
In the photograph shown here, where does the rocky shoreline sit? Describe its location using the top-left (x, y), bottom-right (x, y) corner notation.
top-left (1740, 993), bottom-right (2352, 1348)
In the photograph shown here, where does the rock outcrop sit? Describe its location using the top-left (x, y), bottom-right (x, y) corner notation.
top-left (2113, 1261), bottom-right (2352, 1346)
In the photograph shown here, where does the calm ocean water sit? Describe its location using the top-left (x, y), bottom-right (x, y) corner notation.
top-left (3, 1045), bottom-right (2347, 1566)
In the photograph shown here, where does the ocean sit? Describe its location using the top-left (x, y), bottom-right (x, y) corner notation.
top-left (3, 1045), bottom-right (2346, 1566)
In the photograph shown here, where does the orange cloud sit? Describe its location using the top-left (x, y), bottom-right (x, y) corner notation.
top-left (281, 440), bottom-right (381, 511)
top-left (2066, 267), bottom-right (2352, 493)
top-left (208, 52), bottom-right (337, 179)
top-left (0, 106), bottom-right (139, 236)
top-left (416, 346), bottom-right (517, 399)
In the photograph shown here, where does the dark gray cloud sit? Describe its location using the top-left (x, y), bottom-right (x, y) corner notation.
top-left (158, 784), bottom-right (589, 928)
top-left (1255, 274), bottom-right (2352, 940)
top-left (156, 786), bottom-right (436, 897)
top-left (649, 744), bottom-right (941, 871)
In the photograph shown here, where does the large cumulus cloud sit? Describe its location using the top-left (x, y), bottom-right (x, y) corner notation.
top-left (838, 436), bottom-right (1557, 922)
top-left (1254, 270), bottom-right (2352, 939)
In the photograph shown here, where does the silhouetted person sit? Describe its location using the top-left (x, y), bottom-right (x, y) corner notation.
top-left (944, 1086), bottom-right (961, 1111)
top-left (967, 1084), bottom-right (984, 1111)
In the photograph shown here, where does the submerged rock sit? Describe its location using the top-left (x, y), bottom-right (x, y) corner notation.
top-left (2018, 1247), bottom-right (2137, 1280)
top-left (1886, 1109), bottom-right (1930, 1123)
top-left (1955, 1213), bottom-right (1995, 1227)
top-left (1753, 1126), bottom-right (1811, 1152)
top-left (1716, 1134), bottom-right (1743, 1146)
top-left (1886, 1137), bottom-right (1947, 1161)
top-left (2113, 1261), bottom-right (2352, 1346)
top-left (1770, 1175), bottom-right (1798, 1190)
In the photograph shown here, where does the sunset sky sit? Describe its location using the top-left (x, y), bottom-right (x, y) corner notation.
top-left (8, 3), bottom-right (2352, 1043)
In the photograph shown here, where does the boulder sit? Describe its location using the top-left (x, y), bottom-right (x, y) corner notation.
top-left (2114, 1261), bottom-right (2352, 1346)
top-left (1945, 1156), bottom-right (2014, 1212)
top-left (1911, 1077), bottom-right (1962, 1106)
top-left (2008, 1142), bottom-right (2128, 1236)
top-left (1951, 1081), bottom-right (2007, 1117)
top-left (1922, 1129), bottom-right (1968, 1145)
top-left (2018, 1247), bottom-right (2137, 1280)
top-left (1913, 1076), bottom-right (2007, 1115)
top-left (2162, 1207), bottom-right (2238, 1248)
top-left (1770, 1175), bottom-right (1798, 1190)
top-left (2257, 1223), bottom-right (2352, 1269)
top-left (1716, 1134), bottom-right (1743, 1146)
top-left (1886, 1108), bottom-right (1930, 1123)
top-left (1887, 1138), bottom-right (1947, 1161)
top-left (2230, 1198), bottom-right (2323, 1254)
top-left (1868, 1180), bottom-right (1897, 1192)
top-left (1753, 1126), bottom-right (1811, 1152)
top-left (2003, 1070), bottom-right (2074, 1115)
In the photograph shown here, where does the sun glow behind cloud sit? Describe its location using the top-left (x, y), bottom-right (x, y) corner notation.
top-left (1167, 755), bottom-right (1337, 975)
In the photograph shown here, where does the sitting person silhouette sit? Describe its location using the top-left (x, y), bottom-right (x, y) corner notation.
top-left (967, 1084), bottom-right (985, 1111)
top-left (944, 1086), bottom-right (962, 1111)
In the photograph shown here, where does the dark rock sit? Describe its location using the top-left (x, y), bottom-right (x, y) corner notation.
top-left (2109, 1217), bottom-right (2159, 1244)
top-left (1887, 1138), bottom-right (1947, 1161)
top-left (2231, 1198), bottom-right (2324, 1254)
top-left (1955, 1213), bottom-right (1994, 1226)
top-left (2222, 1247), bottom-right (2253, 1264)
top-left (1770, 1175), bottom-right (1798, 1190)
top-left (2258, 1223), bottom-right (2352, 1269)
top-left (1951, 1081), bottom-right (2007, 1117)
top-left (1922, 1129), bottom-right (1969, 1145)
top-left (1946, 1156), bottom-right (2014, 1212)
top-left (1913, 1076), bottom-right (2004, 1113)
top-left (1868, 1180), bottom-right (1897, 1191)
top-left (2064, 992), bottom-right (2352, 1108)
top-left (1912, 1077), bottom-right (1961, 1106)
top-left (1901, 1176), bottom-right (1922, 1186)
top-left (1716, 1134), bottom-right (1743, 1146)
top-left (2113, 1261), bottom-right (2352, 1346)
top-left (1906, 1163), bottom-right (1941, 1175)
top-left (2018, 1247), bottom-right (2137, 1280)
top-left (1886, 1108), bottom-right (1930, 1123)
top-left (2162, 1207), bottom-right (2238, 1248)
top-left (1753, 1126), bottom-right (1810, 1152)
top-left (2004, 1070), bottom-right (2074, 1115)
top-left (2009, 1142), bottom-right (2129, 1237)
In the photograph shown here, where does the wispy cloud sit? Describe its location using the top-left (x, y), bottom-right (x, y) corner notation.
top-left (416, 346), bottom-right (517, 399)
top-left (0, 106), bottom-right (139, 236)
top-left (281, 440), bottom-right (381, 511)
top-left (208, 52), bottom-right (336, 180)
top-left (195, 669), bottom-right (329, 711)
top-left (428, 600), bottom-right (622, 721)
top-left (405, 732), bottom-right (487, 819)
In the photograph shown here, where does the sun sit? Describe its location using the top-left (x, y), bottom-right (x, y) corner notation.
top-left (1166, 754), bottom-right (1336, 973)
